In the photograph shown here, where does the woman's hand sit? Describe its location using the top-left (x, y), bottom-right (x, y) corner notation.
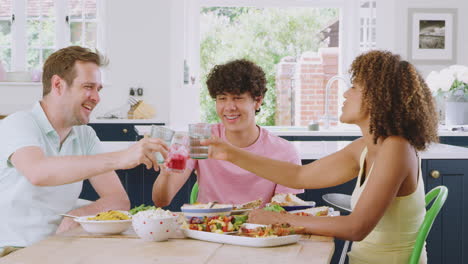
top-left (201, 136), bottom-right (234, 161)
top-left (247, 209), bottom-right (288, 225)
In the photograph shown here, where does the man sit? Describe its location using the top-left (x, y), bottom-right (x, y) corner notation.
top-left (153, 59), bottom-right (302, 207)
top-left (0, 46), bottom-right (167, 252)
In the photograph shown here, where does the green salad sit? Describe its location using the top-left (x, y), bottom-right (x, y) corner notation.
top-left (263, 204), bottom-right (285, 212)
top-left (129, 204), bottom-right (156, 215)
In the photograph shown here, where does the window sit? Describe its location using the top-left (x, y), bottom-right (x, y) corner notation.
top-left (184, 0), bottom-right (376, 127)
top-left (0, 0), bottom-right (13, 71)
top-left (188, 0), bottom-right (366, 127)
top-left (26, 0), bottom-right (56, 70)
top-left (0, 0), bottom-right (100, 73)
top-left (359, 0), bottom-right (376, 51)
top-left (68, 0), bottom-right (97, 48)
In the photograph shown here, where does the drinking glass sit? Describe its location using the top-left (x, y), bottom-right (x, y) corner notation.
top-left (150, 125), bottom-right (175, 163)
top-left (166, 132), bottom-right (189, 173)
top-left (188, 123), bottom-right (211, 159)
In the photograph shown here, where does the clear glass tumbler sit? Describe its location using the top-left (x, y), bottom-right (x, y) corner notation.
top-left (188, 123), bottom-right (212, 159)
top-left (150, 125), bottom-right (175, 163)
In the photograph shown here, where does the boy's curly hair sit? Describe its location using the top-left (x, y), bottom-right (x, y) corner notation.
top-left (350, 50), bottom-right (438, 151)
top-left (206, 59), bottom-right (267, 114)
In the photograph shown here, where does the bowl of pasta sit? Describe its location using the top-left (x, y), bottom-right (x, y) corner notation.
top-left (73, 210), bottom-right (132, 235)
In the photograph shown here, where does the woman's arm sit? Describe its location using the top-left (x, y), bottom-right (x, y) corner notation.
top-left (248, 137), bottom-right (418, 241)
top-left (204, 137), bottom-right (364, 189)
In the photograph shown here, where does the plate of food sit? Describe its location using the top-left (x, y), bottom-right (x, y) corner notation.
top-left (73, 210), bottom-right (132, 235)
top-left (184, 215), bottom-right (248, 234)
top-left (181, 203), bottom-right (233, 218)
top-left (182, 223), bottom-right (303, 247)
top-left (231, 199), bottom-right (263, 215)
top-left (289, 206), bottom-right (340, 217)
top-left (269, 193), bottom-right (315, 211)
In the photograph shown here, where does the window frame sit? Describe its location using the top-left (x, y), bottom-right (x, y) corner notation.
top-left (6, 0), bottom-right (104, 73)
top-left (185, 0), bottom-right (362, 126)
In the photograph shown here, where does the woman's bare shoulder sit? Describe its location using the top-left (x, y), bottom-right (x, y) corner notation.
top-left (380, 136), bottom-right (414, 153)
top-left (340, 137), bottom-right (366, 163)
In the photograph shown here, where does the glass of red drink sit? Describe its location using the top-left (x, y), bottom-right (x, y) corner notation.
top-left (166, 132), bottom-right (189, 173)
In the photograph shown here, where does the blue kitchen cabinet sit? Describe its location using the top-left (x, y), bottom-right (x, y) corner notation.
top-left (280, 135), bottom-right (468, 147)
top-left (88, 122), bottom-right (164, 141)
top-left (79, 165), bottom-right (197, 211)
top-left (422, 159), bottom-right (468, 264)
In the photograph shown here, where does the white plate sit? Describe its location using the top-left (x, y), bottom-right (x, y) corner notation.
top-left (280, 201), bottom-right (316, 211)
top-left (182, 228), bottom-right (301, 247)
top-left (181, 204), bottom-right (232, 218)
top-left (73, 211), bottom-right (132, 235)
top-left (230, 208), bottom-right (253, 215)
top-left (289, 207), bottom-right (340, 216)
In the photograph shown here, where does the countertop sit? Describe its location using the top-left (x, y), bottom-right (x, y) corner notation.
top-left (90, 118), bottom-right (165, 124)
top-left (133, 125), bottom-right (468, 137)
top-left (101, 141), bottom-right (468, 160)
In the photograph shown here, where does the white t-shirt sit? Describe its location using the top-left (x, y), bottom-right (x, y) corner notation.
top-left (0, 103), bottom-right (102, 248)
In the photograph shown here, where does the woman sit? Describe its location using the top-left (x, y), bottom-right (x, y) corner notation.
top-left (203, 50), bottom-right (438, 263)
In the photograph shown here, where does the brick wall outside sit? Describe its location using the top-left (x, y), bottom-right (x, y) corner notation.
top-left (275, 48), bottom-right (339, 127)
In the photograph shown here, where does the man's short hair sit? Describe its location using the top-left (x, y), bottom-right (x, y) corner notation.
top-left (206, 59), bottom-right (267, 101)
top-left (42, 46), bottom-right (107, 96)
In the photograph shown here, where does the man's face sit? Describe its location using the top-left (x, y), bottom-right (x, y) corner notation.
top-left (61, 61), bottom-right (102, 126)
top-left (215, 92), bottom-right (262, 132)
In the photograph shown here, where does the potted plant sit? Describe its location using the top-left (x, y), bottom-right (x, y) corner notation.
top-left (426, 65), bottom-right (468, 126)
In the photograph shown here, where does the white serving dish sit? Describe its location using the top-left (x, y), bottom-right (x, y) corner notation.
top-left (132, 215), bottom-right (178, 242)
top-left (181, 204), bottom-right (233, 218)
top-left (281, 201), bottom-right (316, 211)
top-left (182, 227), bottom-right (301, 247)
top-left (289, 207), bottom-right (340, 216)
top-left (73, 212), bottom-right (132, 235)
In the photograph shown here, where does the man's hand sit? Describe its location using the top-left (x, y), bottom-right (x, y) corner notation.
top-left (55, 216), bottom-right (80, 234)
top-left (119, 137), bottom-right (169, 171)
top-left (201, 136), bottom-right (233, 161)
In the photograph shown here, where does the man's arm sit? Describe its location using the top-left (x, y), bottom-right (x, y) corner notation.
top-left (10, 137), bottom-right (168, 186)
top-left (152, 167), bottom-right (193, 207)
top-left (56, 171), bottom-right (130, 233)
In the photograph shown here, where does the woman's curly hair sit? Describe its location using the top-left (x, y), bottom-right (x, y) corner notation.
top-left (206, 59), bottom-right (267, 114)
top-left (350, 50), bottom-right (438, 151)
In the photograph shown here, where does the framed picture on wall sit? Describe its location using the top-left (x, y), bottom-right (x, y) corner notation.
top-left (407, 8), bottom-right (457, 64)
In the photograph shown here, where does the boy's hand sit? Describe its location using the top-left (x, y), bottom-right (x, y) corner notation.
top-left (201, 136), bottom-right (232, 161)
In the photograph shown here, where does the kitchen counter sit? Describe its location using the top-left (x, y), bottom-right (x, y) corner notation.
top-left (90, 118), bottom-right (166, 124)
top-left (101, 141), bottom-right (468, 160)
top-left (134, 125), bottom-right (468, 137)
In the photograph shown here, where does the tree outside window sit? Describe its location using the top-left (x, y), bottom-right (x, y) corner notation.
top-left (199, 7), bottom-right (339, 126)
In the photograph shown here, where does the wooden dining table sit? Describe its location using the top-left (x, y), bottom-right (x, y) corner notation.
top-left (0, 226), bottom-right (334, 264)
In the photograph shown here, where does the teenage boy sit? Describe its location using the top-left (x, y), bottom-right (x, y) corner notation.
top-left (153, 59), bottom-right (302, 206)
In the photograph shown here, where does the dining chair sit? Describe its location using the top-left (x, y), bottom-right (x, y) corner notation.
top-left (190, 181), bottom-right (199, 204)
top-left (408, 185), bottom-right (448, 264)
top-left (322, 193), bottom-right (352, 264)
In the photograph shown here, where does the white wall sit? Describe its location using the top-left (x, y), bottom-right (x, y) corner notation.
top-left (93, 0), bottom-right (173, 123)
top-left (377, 0), bottom-right (468, 77)
top-left (94, 0), bottom-right (200, 127)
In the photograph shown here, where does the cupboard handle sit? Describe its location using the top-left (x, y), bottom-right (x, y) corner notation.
top-left (431, 170), bottom-right (440, 179)
top-left (122, 128), bottom-right (128, 134)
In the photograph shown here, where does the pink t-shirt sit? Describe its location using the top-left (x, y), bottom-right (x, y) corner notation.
top-left (186, 123), bottom-right (303, 205)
